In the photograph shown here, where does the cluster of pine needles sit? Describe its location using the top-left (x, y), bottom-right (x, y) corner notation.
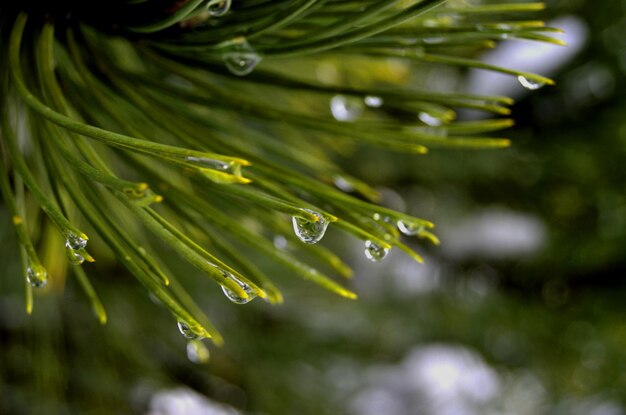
top-left (0, 0), bottom-right (561, 346)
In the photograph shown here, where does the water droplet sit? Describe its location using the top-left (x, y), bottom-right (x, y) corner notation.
top-left (333, 175), bottom-right (355, 192)
top-left (418, 112), bottom-right (443, 127)
top-left (185, 156), bottom-right (230, 170)
top-left (206, 0), bottom-right (231, 17)
top-left (423, 37), bottom-right (445, 44)
top-left (518, 76), bottom-right (545, 91)
top-left (364, 240), bottom-right (389, 262)
top-left (397, 220), bottom-right (425, 236)
top-left (364, 95), bottom-right (383, 108)
top-left (292, 209), bottom-right (329, 244)
top-left (177, 320), bottom-right (200, 339)
top-left (222, 38), bottom-right (261, 76)
top-left (26, 265), bottom-right (48, 288)
top-left (273, 235), bottom-right (288, 250)
top-left (330, 95), bottom-right (363, 122)
top-left (186, 340), bottom-right (210, 364)
top-left (66, 248), bottom-right (85, 265)
top-left (66, 233), bottom-right (87, 250)
top-left (221, 272), bottom-right (257, 304)
top-left (149, 292), bottom-right (162, 305)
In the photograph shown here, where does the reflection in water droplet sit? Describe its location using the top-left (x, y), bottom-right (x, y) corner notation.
top-left (26, 265), bottom-right (48, 288)
top-left (177, 320), bottom-right (199, 339)
top-left (397, 220), bottom-right (425, 236)
top-left (187, 339), bottom-right (210, 364)
top-left (221, 272), bottom-right (257, 304)
top-left (292, 209), bottom-right (329, 244)
top-left (330, 95), bottom-right (363, 122)
top-left (206, 0), bottom-right (231, 17)
top-left (364, 95), bottom-right (384, 108)
top-left (517, 76), bottom-right (545, 90)
top-left (419, 112), bottom-right (443, 127)
top-left (223, 39), bottom-right (261, 76)
top-left (364, 240), bottom-right (390, 262)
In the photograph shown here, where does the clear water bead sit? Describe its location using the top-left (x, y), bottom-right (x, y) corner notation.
top-left (186, 340), bottom-right (210, 364)
top-left (517, 76), bottom-right (545, 91)
top-left (221, 273), bottom-right (257, 304)
top-left (65, 233), bottom-right (87, 250)
top-left (419, 112), bottom-right (443, 127)
top-left (177, 320), bottom-right (199, 339)
top-left (292, 209), bottom-right (329, 244)
top-left (364, 240), bottom-right (390, 262)
top-left (223, 39), bottom-right (261, 76)
top-left (206, 0), bottom-right (231, 17)
top-left (26, 266), bottom-right (48, 288)
top-left (66, 248), bottom-right (85, 265)
top-left (330, 95), bottom-right (363, 122)
top-left (364, 95), bottom-right (383, 108)
top-left (333, 175), bottom-right (355, 192)
top-left (397, 220), bottom-right (425, 236)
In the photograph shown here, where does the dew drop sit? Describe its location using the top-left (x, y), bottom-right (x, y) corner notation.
top-left (223, 39), bottom-right (261, 76)
top-left (177, 320), bottom-right (200, 339)
top-left (517, 76), bottom-right (545, 91)
top-left (185, 156), bottom-right (230, 170)
top-left (364, 240), bottom-right (389, 262)
top-left (333, 175), bottom-right (355, 192)
top-left (364, 95), bottom-right (383, 108)
top-left (221, 272), bottom-right (257, 304)
top-left (292, 209), bottom-right (329, 244)
top-left (397, 220), bottom-right (425, 236)
top-left (26, 266), bottom-right (48, 288)
top-left (206, 0), bottom-right (231, 17)
top-left (330, 95), bottom-right (363, 122)
top-left (273, 235), bottom-right (288, 250)
top-left (66, 248), bottom-right (85, 265)
top-left (149, 292), bottom-right (162, 305)
top-left (65, 233), bottom-right (87, 250)
top-left (187, 339), bottom-right (210, 364)
top-left (418, 112), bottom-right (443, 127)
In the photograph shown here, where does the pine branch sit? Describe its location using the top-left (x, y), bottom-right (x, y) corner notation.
top-left (0, 0), bottom-right (558, 346)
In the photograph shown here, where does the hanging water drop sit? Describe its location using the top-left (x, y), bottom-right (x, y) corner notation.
top-left (222, 38), bottom-right (261, 76)
top-left (66, 232), bottom-right (87, 250)
top-left (26, 265), bottom-right (48, 288)
top-left (397, 220), bottom-right (425, 236)
top-left (517, 76), bottom-right (545, 91)
top-left (364, 95), bottom-right (383, 108)
top-left (330, 95), bottom-right (363, 122)
top-left (177, 320), bottom-right (200, 339)
top-left (206, 0), bottom-right (231, 17)
top-left (187, 340), bottom-right (210, 364)
top-left (66, 248), bottom-right (85, 265)
top-left (292, 209), bottom-right (329, 244)
top-left (221, 272), bottom-right (257, 304)
top-left (364, 240), bottom-right (389, 262)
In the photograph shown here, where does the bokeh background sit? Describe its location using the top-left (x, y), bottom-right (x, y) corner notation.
top-left (1, 0), bottom-right (625, 414)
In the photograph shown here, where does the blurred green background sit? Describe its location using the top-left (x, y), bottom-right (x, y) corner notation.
top-left (1, 1), bottom-right (626, 414)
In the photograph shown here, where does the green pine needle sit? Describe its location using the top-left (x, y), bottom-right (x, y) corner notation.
top-left (0, 0), bottom-right (559, 344)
